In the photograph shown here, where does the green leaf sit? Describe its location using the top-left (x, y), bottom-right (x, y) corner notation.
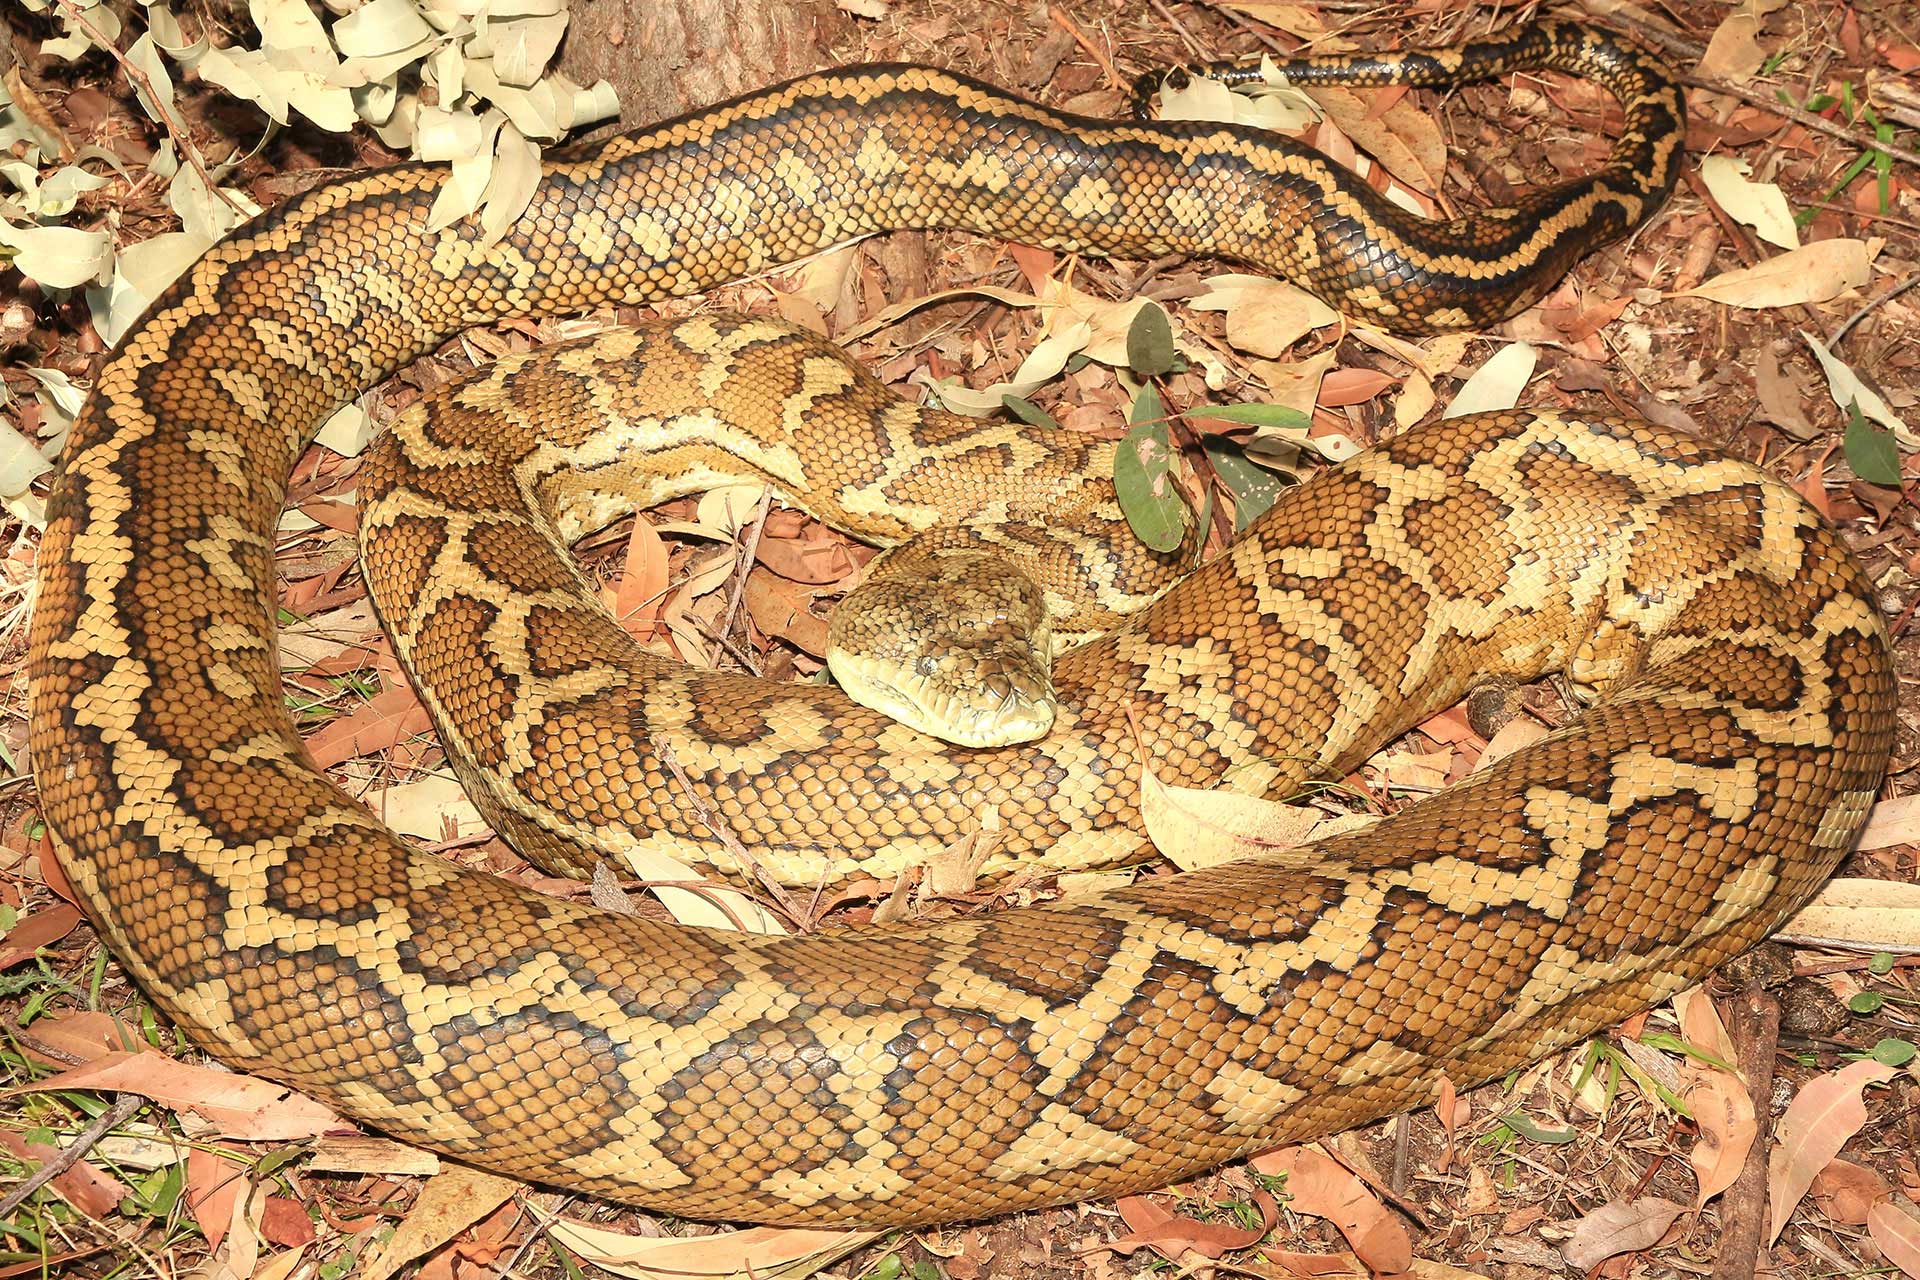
top-left (256, 1145), bottom-right (306, 1178)
top-left (1126, 303), bottom-right (1176, 376)
top-left (1843, 400), bottom-right (1902, 485)
top-left (1187, 402), bottom-right (1311, 430)
top-left (1871, 1038), bottom-right (1917, 1067)
top-left (1205, 439), bottom-right (1288, 532)
top-left (1871, 951), bottom-right (1897, 975)
top-left (1000, 394), bottom-right (1060, 430)
top-left (1850, 991), bottom-right (1885, 1014)
top-left (1636, 1030), bottom-right (1738, 1075)
top-left (1496, 1112), bottom-right (1579, 1145)
top-left (1114, 385), bottom-right (1187, 552)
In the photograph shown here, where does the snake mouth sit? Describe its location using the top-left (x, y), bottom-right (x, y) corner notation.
top-left (827, 652), bottom-right (1056, 749)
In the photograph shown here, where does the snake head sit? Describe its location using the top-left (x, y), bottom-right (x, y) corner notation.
top-left (827, 552), bottom-right (1059, 748)
top-left (829, 637), bottom-right (1056, 748)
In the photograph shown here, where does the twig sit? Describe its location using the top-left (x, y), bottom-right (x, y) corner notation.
top-left (717, 486), bottom-right (775, 656)
top-left (1707, 987), bottom-right (1781, 1280)
top-left (1048, 5), bottom-right (1128, 94)
top-left (1678, 71), bottom-right (1920, 172)
top-left (1144, 0), bottom-right (1210, 62)
top-left (1389, 1112), bottom-right (1411, 1196)
top-left (1579, 3), bottom-right (1920, 171)
top-left (1826, 271), bottom-right (1920, 347)
top-left (0, 1091), bottom-right (144, 1218)
top-left (649, 733), bottom-right (811, 929)
top-left (51, 0), bottom-right (245, 218)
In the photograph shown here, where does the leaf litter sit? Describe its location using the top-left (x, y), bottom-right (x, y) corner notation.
top-left (3, 0), bottom-right (1920, 1277)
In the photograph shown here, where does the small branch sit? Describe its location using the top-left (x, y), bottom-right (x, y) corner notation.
top-left (0, 1092), bottom-right (144, 1218)
top-left (1577, 3), bottom-right (1920, 172)
top-left (1048, 5), bottom-right (1128, 94)
top-left (1826, 271), bottom-right (1920, 347)
top-left (52, 0), bottom-right (245, 218)
top-left (1677, 71), bottom-right (1920, 173)
top-left (1707, 987), bottom-right (1782, 1280)
top-left (649, 733), bottom-right (810, 929)
top-left (717, 486), bottom-right (774, 657)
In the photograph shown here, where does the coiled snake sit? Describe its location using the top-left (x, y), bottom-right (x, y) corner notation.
top-left (27, 22), bottom-right (1897, 1227)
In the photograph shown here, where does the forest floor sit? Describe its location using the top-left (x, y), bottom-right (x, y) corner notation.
top-left (0, 0), bottom-right (1916, 1278)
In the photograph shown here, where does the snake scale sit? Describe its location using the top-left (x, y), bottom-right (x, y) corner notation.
top-left (27, 20), bottom-right (1898, 1227)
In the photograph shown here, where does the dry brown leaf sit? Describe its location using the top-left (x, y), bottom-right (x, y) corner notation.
top-left (1188, 274), bottom-right (1338, 358)
top-left (1673, 987), bottom-right (1738, 1067)
top-left (743, 568), bottom-right (829, 657)
top-left (1252, 1145), bottom-right (1413, 1274)
top-left (1309, 85), bottom-right (1445, 192)
top-left (1699, 155), bottom-right (1798, 249)
top-left (1681, 240), bottom-right (1872, 309)
top-left (304, 685), bottom-right (433, 768)
top-left (1317, 367), bottom-right (1398, 407)
top-left (18, 1009), bottom-right (137, 1064)
top-left (1869, 1196), bottom-right (1920, 1279)
top-left (1443, 343), bottom-right (1536, 417)
top-left (1109, 1191), bottom-right (1280, 1260)
top-left (755, 516), bottom-right (861, 585)
top-left (0, 902), bottom-right (83, 967)
top-left (0, 1128), bottom-right (128, 1220)
top-left (1767, 1059), bottom-right (1899, 1242)
top-left (1685, 1070), bottom-right (1756, 1208)
top-left (545, 1216), bottom-right (878, 1280)
top-left (363, 773), bottom-right (489, 845)
top-left (258, 1195), bottom-right (317, 1249)
top-left (1558, 1197), bottom-right (1685, 1270)
top-left (1435, 1075), bottom-right (1469, 1169)
top-left (25, 1051), bottom-right (340, 1141)
top-left (1372, 748), bottom-right (1449, 790)
top-left (1473, 717), bottom-right (1549, 772)
top-left (1858, 794), bottom-right (1920, 849)
top-left (1754, 343), bottom-right (1816, 439)
top-left (1395, 370), bottom-right (1436, 430)
top-left (306, 1135), bottom-right (441, 1176)
top-left (1800, 329), bottom-right (1917, 446)
top-left (1138, 756), bottom-right (1328, 872)
top-left (204, 1180), bottom-right (263, 1280)
top-left (187, 1146), bottom-right (249, 1254)
top-left (1810, 1157), bottom-right (1892, 1225)
top-left (360, 1164), bottom-right (523, 1280)
top-left (1251, 348), bottom-right (1338, 421)
top-left (609, 516), bottom-right (670, 642)
top-left (1217, 2), bottom-right (1336, 40)
top-left (1779, 877), bottom-right (1920, 950)
top-left (248, 1246), bottom-right (309, 1280)
top-left (1696, 0), bottom-right (1786, 82)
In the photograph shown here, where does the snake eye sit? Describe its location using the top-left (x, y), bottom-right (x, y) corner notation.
top-left (914, 655), bottom-right (938, 677)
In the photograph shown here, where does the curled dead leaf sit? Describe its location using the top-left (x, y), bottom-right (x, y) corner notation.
top-left (1767, 1059), bottom-right (1899, 1242)
top-left (1684, 1069), bottom-right (1756, 1208)
top-left (1109, 1191), bottom-right (1281, 1261)
top-left (361, 1164), bottom-right (523, 1280)
top-left (1811, 1157), bottom-right (1892, 1226)
top-left (1137, 755), bottom-right (1333, 872)
top-left (1252, 1145), bottom-right (1413, 1274)
top-left (544, 1215), bottom-right (878, 1280)
top-left (1557, 1197), bottom-right (1685, 1271)
top-left (1681, 240), bottom-right (1872, 309)
top-left (1868, 1195), bottom-right (1920, 1280)
top-left (25, 1050), bottom-right (340, 1141)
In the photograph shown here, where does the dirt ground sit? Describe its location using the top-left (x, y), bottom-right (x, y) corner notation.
top-left (0, 0), bottom-right (1916, 1278)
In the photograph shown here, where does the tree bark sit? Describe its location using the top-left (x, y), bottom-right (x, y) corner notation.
top-left (557, 0), bottom-right (849, 128)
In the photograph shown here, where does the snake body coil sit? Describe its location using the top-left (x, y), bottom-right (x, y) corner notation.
top-left (28, 24), bottom-right (1896, 1226)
